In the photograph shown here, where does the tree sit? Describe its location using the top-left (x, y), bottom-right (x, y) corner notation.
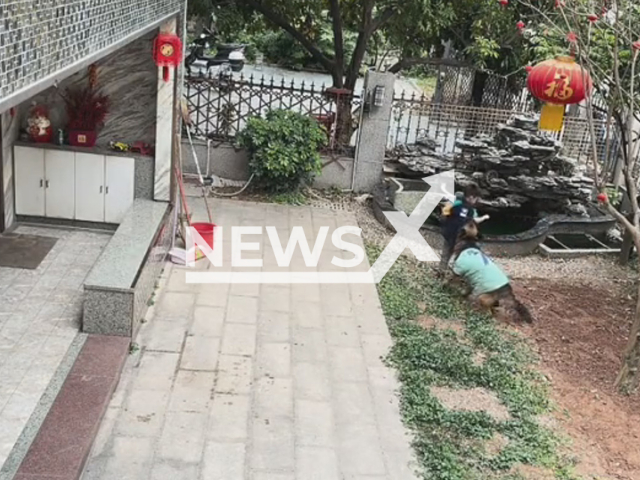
top-left (518, 0), bottom-right (640, 392)
top-left (209, 0), bottom-right (546, 143)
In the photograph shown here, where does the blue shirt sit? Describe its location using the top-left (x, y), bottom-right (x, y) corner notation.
top-left (452, 248), bottom-right (510, 296)
top-left (441, 200), bottom-right (478, 247)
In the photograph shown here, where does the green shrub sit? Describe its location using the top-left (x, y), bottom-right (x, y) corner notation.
top-left (238, 110), bottom-right (327, 192)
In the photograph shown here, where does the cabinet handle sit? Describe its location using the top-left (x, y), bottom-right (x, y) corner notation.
top-left (105, 186), bottom-right (109, 194)
top-left (45, 180), bottom-right (50, 188)
top-left (40, 179), bottom-right (43, 188)
top-left (100, 186), bottom-right (103, 194)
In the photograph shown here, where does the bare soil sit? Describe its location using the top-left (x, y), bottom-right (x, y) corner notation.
top-left (430, 386), bottom-right (512, 422)
top-left (513, 279), bottom-right (640, 480)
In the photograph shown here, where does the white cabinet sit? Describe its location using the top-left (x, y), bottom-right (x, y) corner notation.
top-left (44, 150), bottom-right (75, 219)
top-left (14, 146), bottom-right (45, 217)
top-left (105, 156), bottom-right (135, 224)
top-left (75, 153), bottom-right (106, 222)
top-left (14, 146), bottom-right (136, 224)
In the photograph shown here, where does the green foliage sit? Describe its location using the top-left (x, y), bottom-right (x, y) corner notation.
top-left (253, 25), bottom-right (357, 71)
top-left (237, 110), bottom-right (327, 193)
top-left (366, 244), bottom-right (579, 480)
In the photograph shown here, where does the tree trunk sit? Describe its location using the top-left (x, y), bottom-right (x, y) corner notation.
top-left (471, 71), bottom-right (487, 107)
top-left (465, 71), bottom-right (487, 139)
top-left (334, 95), bottom-right (354, 152)
top-left (615, 256), bottom-right (640, 392)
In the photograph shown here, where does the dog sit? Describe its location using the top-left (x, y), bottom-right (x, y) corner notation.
top-left (447, 221), bottom-right (533, 323)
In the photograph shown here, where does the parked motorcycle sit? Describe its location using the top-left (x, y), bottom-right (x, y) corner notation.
top-left (185, 28), bottom-right (246, 75)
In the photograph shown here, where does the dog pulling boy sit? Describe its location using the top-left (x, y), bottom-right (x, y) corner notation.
top-left (449, 220), bottom-right (533, 323)
top-left (439, 183), bottom-right (490, 273)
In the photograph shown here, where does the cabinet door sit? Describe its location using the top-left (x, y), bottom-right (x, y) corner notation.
top-left (44, 150), bottom-right (76, 219)
top-left (104, 156), bottom-right (135, 224)
top-left (14, 146), bottom-right (45, 217)
top-left (75, 153), bottom-right (105, 222)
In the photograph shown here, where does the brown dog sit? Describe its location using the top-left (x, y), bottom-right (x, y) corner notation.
top-left (448, 221), bottom-right (533, 323)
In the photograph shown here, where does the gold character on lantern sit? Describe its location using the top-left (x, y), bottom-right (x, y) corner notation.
top-left (544, 72), bottom-right (574, 101)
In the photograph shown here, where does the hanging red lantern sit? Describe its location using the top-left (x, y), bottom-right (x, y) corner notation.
top-left (517, 20), bottom-right (526, 31)
top-left (587, 13), bottom-right (599, 23)
top-left (499, 0), bottom-right (509, 6)
top-left (527, 56), bottom-right (593, 132)
top-left (153, 34), bottom-right (183, 82)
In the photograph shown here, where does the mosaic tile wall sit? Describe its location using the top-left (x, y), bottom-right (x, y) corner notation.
top-left (21, 31), bottom-right (158, 147)
top-left (0, 0), bottom-right (183, 103)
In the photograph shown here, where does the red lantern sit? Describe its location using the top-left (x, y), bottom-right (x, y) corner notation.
top-left (597, 193), bottom-right (608, 203)
top-left (499, 0), bottom-right (509, 6)
top-left (587, 13), bottom-right (599, 23)
top-left (527, 56), bottom-right (593, 131)
top-left (153, 34), bottom-right (183, 82)
top-left (517, 20), bottom-right (526, 31)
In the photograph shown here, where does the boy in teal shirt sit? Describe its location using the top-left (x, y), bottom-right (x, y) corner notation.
top-left (452, 248), bottom-right (510, 297)
top-left (450, 221), bottom-right (533, 323)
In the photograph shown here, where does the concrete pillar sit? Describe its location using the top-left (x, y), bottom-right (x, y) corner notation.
top-left (154, 17), bottom-right (178, 202)
top-left (352, 71), bottom-right (395, 193)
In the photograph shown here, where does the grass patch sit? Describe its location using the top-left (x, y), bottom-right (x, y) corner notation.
top-left (367, 245), bottom-right (578, 480)
top-left (412, 75), bottom-right (438, 97)
top-left (269, 191), bottom-right (308, 206)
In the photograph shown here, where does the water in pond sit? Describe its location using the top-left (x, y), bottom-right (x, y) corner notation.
top-left (426, 211), bottom-right (538, 236)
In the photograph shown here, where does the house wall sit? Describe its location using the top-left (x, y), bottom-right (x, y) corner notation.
top-left (181, 139), bottom-right (355, 190)
top-left (18, 32), bottom-right (159, 147)
top-left (154, 18), bottom-right (178, 202)
top-left (0, 0), bottom-right (184, 110)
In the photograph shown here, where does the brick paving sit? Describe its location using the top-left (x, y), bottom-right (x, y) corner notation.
top-left (81, 199), bottom-right (418, 480)
top-left (0, 226), bottom-right (111, 470)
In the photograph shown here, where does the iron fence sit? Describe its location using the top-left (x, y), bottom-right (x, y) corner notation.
top-left (184, 72), bottom-right (362, 156)
top-left (388, 89), bottom-right (621, 173)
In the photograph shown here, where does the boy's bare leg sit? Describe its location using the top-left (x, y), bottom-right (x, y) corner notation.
top-left (437, 243), bottom-right (453, 276)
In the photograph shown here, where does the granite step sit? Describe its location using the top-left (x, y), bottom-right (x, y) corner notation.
top-left (12, 336), bottom-right (130, 480)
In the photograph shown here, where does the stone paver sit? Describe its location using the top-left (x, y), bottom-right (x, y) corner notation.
top-left (0, 226), bottom-right (111, 471)
top-left (81, 199), bottom-right (419, 480)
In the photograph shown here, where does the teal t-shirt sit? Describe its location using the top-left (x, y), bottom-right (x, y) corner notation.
top-left (452, 248), bottom-right (510, 296)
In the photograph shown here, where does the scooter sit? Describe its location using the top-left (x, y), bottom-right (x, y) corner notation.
top-left (185, 28), bottom-right (246, 75)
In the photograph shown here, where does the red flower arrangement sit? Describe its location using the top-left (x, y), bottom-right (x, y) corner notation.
top-left (61, 87), bottom-right (109, 147)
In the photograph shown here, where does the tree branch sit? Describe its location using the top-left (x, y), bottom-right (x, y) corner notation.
top-left (387, 56), bottom-right (470, 74)
top-left (239, 0), bottom-right (335, 75)
top-left (371, 8), bottom-right (396, 32)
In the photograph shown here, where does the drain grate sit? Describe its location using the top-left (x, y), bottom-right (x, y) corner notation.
top-left (540, 233), bottom-right (620, 258)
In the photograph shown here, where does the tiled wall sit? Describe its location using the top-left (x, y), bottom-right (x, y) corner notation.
top-left (0, 0), bottom-right (183, 104)
top-left (21, 31), bottom-right (158, 147)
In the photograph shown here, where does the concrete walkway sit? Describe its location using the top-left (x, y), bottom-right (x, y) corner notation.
top-left (81, 199), bottom-right (418, 480)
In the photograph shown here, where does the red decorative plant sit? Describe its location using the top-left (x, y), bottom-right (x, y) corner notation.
top-left (62, 87), bottom-right (109, 131)
top-left (61, 87), bottom-right (109, 147)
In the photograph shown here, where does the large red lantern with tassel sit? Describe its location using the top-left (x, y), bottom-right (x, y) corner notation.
top-left (153, 34), bottom-right (183, 82)
top-left (526, 56), bottom-right (592, 131)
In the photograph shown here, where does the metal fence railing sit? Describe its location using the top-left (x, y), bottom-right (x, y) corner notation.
top-left (184, 72), bottom-right (361, 156)
top-left (388, 89), bottom-right (622, 174)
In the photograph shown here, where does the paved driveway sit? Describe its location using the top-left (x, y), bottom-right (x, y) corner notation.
top-left (81, 199), bottom-right (418, 480)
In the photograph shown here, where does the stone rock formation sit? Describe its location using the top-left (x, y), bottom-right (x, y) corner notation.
top-left (386, 115), bottom-right (595, 216)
